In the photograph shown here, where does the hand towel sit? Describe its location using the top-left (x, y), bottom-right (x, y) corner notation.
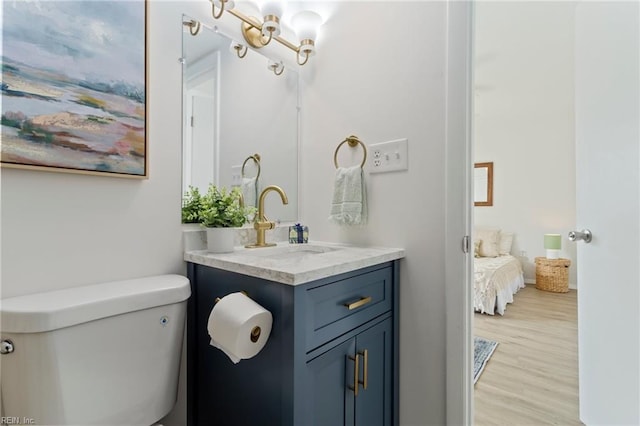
top-left (329, 166), bottom-right (367, 226)
top-left (241, 177), bottom-right (258, 209)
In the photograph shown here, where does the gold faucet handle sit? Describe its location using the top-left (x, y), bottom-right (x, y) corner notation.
top-left (254, 221), bottom-right (275, 231)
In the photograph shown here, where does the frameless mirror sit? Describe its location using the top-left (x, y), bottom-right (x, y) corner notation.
top-left (181, 16), bottom-right (299, 222)
top-left (474, 162), bottom-right (493, 206)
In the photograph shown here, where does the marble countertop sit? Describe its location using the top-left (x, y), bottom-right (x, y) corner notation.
top-left (184, 241), bottom-right (405, 285)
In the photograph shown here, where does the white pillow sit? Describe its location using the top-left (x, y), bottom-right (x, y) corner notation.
top-left (499, 231), bottom-right (514, 256)
top-left (475, 228), bottom-right (500, 257)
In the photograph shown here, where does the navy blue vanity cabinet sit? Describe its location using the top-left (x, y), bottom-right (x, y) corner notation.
top-left (186, 260), bottom-right (399, 426)
top-left (305, 316), bottom-right (393, 426)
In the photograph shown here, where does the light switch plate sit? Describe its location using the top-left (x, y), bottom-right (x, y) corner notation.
top-left (368, 139), bottom-right (408, 173)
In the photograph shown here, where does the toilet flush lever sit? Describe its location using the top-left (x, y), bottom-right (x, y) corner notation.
top-left (1, 339), bottom-right (14, 354)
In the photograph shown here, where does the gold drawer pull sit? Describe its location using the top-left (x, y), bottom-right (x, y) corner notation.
top-left (348, 354), bottom-right (360, 397)
top-left (344, 296), bottom-right (372, 310)
top-left (358, 349), bottom-right (368, 390)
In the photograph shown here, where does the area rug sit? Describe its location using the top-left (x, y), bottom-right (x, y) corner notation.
top-left (474, 336), bottom-right (498, 384)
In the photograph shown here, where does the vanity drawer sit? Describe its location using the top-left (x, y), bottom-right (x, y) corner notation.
top-left (303, 266), bottom-right (393, 351)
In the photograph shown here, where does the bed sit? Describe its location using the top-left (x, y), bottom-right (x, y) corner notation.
top-left (474, 228), bottom-right (525, 315)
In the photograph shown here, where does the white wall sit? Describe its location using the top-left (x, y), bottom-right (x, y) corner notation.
top-left (473, 2), bottom-right (577, 286)
top-left (0, 2), bottom-right (188, 298)
top-left (299, 3), bottom-right (449, 424)
top-left (0, 2), bottom-right (199, 424)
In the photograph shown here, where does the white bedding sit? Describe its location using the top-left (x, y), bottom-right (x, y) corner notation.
top-left (474, 255), bottom-right (525, 315)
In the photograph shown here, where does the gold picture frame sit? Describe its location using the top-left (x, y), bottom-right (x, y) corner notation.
top-left (474, 162), bottom-right (493, 207)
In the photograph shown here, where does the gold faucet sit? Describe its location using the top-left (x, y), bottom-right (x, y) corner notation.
top-left (245, 185), bottom-right (288, 248)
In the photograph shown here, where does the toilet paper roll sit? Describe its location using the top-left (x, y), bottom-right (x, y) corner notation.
top-left (207, 292), bottom-right (272, 364)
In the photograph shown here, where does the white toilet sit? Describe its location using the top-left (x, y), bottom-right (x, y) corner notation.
top-left (0, 274), bottom-right (191, 426)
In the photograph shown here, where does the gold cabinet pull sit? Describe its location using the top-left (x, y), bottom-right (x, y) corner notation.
top-left (344, 296), bottom-right (372, 310)
top-left (358, 349), bottom-right (368, 390)
top-left (348, 354), bottom-right (360, 397)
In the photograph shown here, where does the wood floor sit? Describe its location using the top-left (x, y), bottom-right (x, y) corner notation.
top-left (474, 285), bottom-right (581, 425)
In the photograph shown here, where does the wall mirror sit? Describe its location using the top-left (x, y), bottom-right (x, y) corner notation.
top-left (474, 162), bottom-right (493, 206)
top-left (181, 16), bottom-right (299, 222)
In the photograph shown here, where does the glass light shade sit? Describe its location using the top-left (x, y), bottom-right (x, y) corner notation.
top-left (544, 234), bottom-right (562, 250)
top-left (260, 1), bottom-right (284, 17)
top-left (292, 11), bottom-right (322, 41)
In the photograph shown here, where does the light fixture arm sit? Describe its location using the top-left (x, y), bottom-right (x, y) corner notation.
top-left (227, 9), bottom-right (303, 57)
top-left (183, 20), bottom-right (202, 36)
top-left (211, 1), bottom-right (226, 19)
top-left (296, 51), bottom-right (309, 66)
top-left (272, 65), bottom-right (284, 76)
top-left (234, 44), bottom-right (248, 58)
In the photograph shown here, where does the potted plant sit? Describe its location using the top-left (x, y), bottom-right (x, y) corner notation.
top-left (181, 186), bottom-right (204, 224)
top-left (199, 185), bottom-right (252, 253)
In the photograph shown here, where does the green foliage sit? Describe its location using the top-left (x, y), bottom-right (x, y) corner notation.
top-left (181, 186), bottom-right (204, 224)
top-left (200, 185), bottom-right (251, 228)
top-left (182, 185), bottom-right (256, 227)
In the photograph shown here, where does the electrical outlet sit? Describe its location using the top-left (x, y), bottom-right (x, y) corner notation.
top-left (231, 165), bottom-right (242, 187)
top-left (368, 139), bottom-right (408, 174)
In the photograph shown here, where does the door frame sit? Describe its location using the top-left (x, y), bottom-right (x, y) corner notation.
top-left (444, 1), bottom-right (474, 425)
top-left (182, 51), bottom-right (221, 192)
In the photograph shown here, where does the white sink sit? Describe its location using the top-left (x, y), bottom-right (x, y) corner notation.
top-left (241, 244), bottom-right (340, 260)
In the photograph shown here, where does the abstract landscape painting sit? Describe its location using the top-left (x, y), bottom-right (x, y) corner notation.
top-left (1, 1), bottom-right (147, 177)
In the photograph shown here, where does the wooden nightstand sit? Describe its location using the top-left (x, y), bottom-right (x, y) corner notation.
top-left (535, 257), bottom-right (571, 293)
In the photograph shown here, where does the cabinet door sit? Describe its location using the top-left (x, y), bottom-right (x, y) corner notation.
top-left (305, 338), bottom-right (357, 426)
top-left (355, 318), bottom-right (393, 426)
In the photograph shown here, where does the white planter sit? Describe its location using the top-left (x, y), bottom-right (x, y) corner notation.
top-left (206, 227), bottom-right (236, 253)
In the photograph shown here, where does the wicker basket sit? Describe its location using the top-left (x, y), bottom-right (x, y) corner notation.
top-left (535, 257), bottom-right (571, 293)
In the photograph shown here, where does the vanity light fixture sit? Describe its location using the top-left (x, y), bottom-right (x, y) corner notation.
top-left (208, 0), bottom-right (322, 69)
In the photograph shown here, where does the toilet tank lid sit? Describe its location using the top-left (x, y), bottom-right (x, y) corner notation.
top-left (0, 274), bottom-right (191, 333)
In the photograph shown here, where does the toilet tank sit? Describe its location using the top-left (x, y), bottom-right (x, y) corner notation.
top-left (0, 274), bottom-right (191, 426)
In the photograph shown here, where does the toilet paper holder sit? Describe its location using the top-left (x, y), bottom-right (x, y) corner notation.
top-left (214, 291), bottom-right (261, 343)
top-left (214, 290), bottom-right (248, 304)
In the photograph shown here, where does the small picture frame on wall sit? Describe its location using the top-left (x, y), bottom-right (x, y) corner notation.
top-left (474, 162), bottom-right (493, 206)
top-left (1, 1), bottom-right (148, 178)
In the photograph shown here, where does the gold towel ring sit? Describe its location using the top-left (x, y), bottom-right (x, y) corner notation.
top-left (334, 135), bottom-right (367, 169)
top-left (241, 153), bottom-right (261, 179)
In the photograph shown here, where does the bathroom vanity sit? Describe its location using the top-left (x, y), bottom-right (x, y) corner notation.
top-left (185, 242), bottom-right (404, 426)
